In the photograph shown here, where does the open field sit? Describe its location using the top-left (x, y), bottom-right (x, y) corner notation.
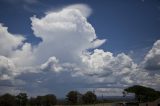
top-left (56, 103), bottom-right (113, 106)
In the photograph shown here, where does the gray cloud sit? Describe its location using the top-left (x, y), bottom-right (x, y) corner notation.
top-left (0, 56), bottom-right (16, 80)
top-left (143, 40), bottom-right (160, 71)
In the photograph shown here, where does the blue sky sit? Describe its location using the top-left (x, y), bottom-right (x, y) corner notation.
top-left (0, 0), bottom-right (160, 97)
top-left (1, 0), bottom-right (160, 53)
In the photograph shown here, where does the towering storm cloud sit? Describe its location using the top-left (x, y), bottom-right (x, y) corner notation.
top-left (0, 3), bottom-right (160, 96)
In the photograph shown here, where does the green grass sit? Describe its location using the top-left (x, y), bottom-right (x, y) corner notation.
top-left (55, 103), bottom-right (113, 106)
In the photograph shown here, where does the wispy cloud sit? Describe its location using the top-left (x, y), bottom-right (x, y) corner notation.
top-left (3, 0), bottom-right (39, 4)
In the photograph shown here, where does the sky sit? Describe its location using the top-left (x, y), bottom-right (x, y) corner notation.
top-left (0, 0), bottom-right (160, 98)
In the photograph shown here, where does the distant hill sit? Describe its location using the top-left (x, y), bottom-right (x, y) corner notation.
top-left (97, 96), bottom-right (135, 102)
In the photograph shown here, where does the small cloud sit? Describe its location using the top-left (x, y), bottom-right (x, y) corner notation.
top-left (65, 4), bottom-right (92, 18)
top-left (23, 0), bottom-right (38, 4)
top-left (2, 0), bottom-right (38, 4)
top-left (141, 0), bottom-right (145, 2)
top-left (23, 5), bottom-right (37, 13)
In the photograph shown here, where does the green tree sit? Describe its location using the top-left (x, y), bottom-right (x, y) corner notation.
top-left (66, 91), bottom-right (80, 105)
top-left (32, 94), bottom-right (57, 106)
top-left (28, 97), bottom-right (37, 106)
top-left (124, 85), bottom-right (160, 102)
top-left (16, 93), bottom-right (28, 106)
top-left (36, 96), bottom-right (43, 106)
top-left (0, 93), bottom-right (16, 106)
top-left (82, 91), bottom-right (97, 104)
top-left (42, 94), bottom-right (57, 106)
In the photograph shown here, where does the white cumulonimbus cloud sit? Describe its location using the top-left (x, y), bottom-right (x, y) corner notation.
top-left (0, 24), bottom-right (32, 80)
top-left (143, 40), bottom-right (160, 71)
top-left (31, 4), bottom-right (106, 65)
top-left (0, 4), bottom-right (160, 95)
top-left (0, 56), bottom-right (16, 80)
top-left (0, 24), bottom-right (25, 56)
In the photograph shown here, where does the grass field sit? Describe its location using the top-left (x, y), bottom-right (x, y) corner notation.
top-left (56, 103), bottom-right (113, 106)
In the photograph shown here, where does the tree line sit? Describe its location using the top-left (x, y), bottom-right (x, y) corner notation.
top-left (1, 85), bottom-right (160, 106)
top-left (124, 85), bottom-right (160, 103)
top-left (0, 90), bottom-right (97, 106)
